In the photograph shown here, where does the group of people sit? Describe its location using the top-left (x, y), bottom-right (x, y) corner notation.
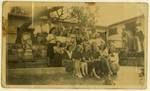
top-left (62, 41), bottom-right (120, 82)
top-left (45, 28), bottom-right (119, 84)
top-left (31, 20), bottom-right (120, 84)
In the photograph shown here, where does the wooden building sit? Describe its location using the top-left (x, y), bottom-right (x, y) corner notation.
top-left (96, 15), bottom-right (145, 53)
top-left (107, 15), bottom-right (145, 52)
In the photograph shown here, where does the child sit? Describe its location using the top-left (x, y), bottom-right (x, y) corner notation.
top-left (108, 49), bottom-right (120, 78)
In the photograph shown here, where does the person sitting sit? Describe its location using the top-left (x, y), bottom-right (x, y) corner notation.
top-left (53, 41), bottom-right (64, 66)
top-left (87, 44), bottom-right (112, 84)
top-left (63, 45), bottom-right (74, 73)
top-left (72, 45), bottom-right (83, 78)
top-left (80, 43), bottom-right (91, 77)
top-left (108, 48), bottom-right (120, 77)
top-left (87, 44), bottom-right (100, 77)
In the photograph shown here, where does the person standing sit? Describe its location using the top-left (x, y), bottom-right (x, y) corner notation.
top-left (122, 28), bottom-right (128, 52)
top-left (63, 45), bottom-right (74, 73)
top-left (135, 25), bottom-right (144, 53)
top-left (72, 45), bottom-right (83, 78)
top-left (47, 40), bottom-right (56, 66)
top-left (53, 41), bottom-right (64, 66)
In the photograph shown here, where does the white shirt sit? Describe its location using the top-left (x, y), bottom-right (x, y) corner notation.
top-left (66, 51), bottom-right (73, 59)
top-left (34, 25), bottom-right (41, 35)
top-left (41, 23), bottom-right (49, 33)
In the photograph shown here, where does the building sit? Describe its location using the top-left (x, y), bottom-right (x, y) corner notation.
top-left (96, 15), bottom-right (145, 53)
top-left (108, 15), bottom-right (145, 52)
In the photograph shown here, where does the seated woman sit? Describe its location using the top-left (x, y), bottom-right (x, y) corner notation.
top-left (63, 45), bottom-right (74, 73)
top-left (89, 45), bottom-right (113, 84)
top-left (108, 48), bottom-right (120, 85)
top-left (87, 44), bottom-right (100, 77)
top-left (99, 44), bottom-right (112, 76)
top-left (92, 58), bottom-right (113, 85)
top-left (72, 45), bottom-right (83, 78)
top-left (108, 48), bottom-right (120, 77)
top-left (53, 41), bottom-right (64, 66)
top-left (80, 43), bottom-right (91, 77)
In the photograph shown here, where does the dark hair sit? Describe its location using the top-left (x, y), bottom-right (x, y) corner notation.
top-left (55, 40), bottom-right (61, 46)
top-left (49, 27), bottom-right (56, 34)
top-left (67, 45), bottom-right (72, 50)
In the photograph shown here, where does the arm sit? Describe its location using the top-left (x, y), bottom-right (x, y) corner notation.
top-left (115, 53), bottom-right (119, 64)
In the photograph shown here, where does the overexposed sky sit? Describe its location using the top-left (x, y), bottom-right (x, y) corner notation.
top-left (95, 3), bottom-right (147, 26)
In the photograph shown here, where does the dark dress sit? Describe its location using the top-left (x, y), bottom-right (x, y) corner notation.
top-left (72, 50), bottom-right (82, 60)
top-left (95, 59), bottom-right (110, 78)
top-left (54, 52), bottom-right (63, 66)
top-left (88, 58), bottom-right (110, 78)
top-left (82, 51), bottom-right (91, 61)
top-left (47, 43), bottom-right (55, 66)
top-left (63, 51), bottom-right (73, 72)
top-left (53, 46), bottom-right (63, 67)
top-left (88, 50), bottom-right (99, 75)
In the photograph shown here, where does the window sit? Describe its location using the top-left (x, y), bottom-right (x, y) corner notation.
top-left (109, 28), bottom-right (117, 36)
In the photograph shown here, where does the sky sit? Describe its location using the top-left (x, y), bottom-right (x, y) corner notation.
top-left (3, 2), bottom-right (148, 26)
top-left (95, 3), bottom-right (147, 26)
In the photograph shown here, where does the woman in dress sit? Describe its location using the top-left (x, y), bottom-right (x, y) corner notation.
top-left (80, 42), bottom-right (91, 77)
top-left (72, 45), bottom-right (83, 78)
top-left (108, 48), bottom-right (120, 77)
top-left (63, 45), bottom-right (74, 73)
top-left (53, 41), bottom-right (64, 66)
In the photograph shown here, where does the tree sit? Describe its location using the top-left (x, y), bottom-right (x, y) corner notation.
top-left (69, 6), bottom-right (95, 28)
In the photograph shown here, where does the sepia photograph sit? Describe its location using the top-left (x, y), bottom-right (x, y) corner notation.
top-left (2, 1), bottom-right (148, 88)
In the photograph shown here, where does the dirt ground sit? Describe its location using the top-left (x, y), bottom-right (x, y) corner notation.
top-left (6, 66), bottom-right (145, 88)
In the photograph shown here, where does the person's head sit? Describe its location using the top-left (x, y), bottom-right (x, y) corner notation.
top-left (91, 42), bottom-right (99, 52)
top-left (136, 20), bottom-right (141, 32)
top-left (56, 41), bottom-right (61, 47)
top-left (95, 33), bottom-right (100, 38)
top-left (91, 28), bottom-right (96, 33)
top-left (110, 47), bottom-right (117, 54)
top-left (84, 44), bottom-right (91, 52)
top-left (76, 44), bottom-right (83, 52)
top-left (67, 45), bottom-right (73, 52)
top-left (100, 44), bottom-right (106, 50)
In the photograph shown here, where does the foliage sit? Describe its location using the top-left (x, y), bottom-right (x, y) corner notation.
top-left (68, 6), bottom-right (95, 28)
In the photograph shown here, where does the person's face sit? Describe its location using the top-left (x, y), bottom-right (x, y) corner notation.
top-left (56, 42), bottom-right (61, 46)
top-left (85, 45), bottom-right (91, 52)
top-left (68, 46), bottom-right (72, 51)
top-left (92, 44), bottom-right (98, 51)
top-left (77, 45), bottom-right (83, 52)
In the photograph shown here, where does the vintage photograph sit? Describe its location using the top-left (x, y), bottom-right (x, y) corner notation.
top-left (2, 2), bottom-right (148, 88)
